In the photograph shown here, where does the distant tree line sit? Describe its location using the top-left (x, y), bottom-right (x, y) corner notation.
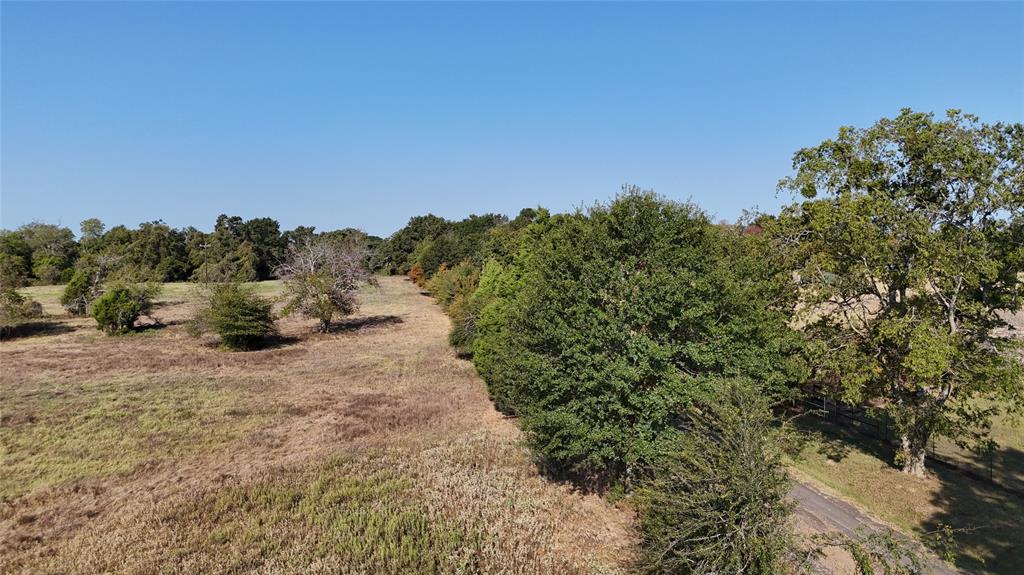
top-left (1, 215), bottom-right (381, 340)
top-left (0, 215), bottom-right (381, 287)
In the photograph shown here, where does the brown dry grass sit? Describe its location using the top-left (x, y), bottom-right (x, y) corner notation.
top-left (0, 277), bottom-right (633, 574)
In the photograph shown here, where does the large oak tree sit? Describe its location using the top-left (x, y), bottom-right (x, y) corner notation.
top-left (774, 109), bottom-right (1024, 476)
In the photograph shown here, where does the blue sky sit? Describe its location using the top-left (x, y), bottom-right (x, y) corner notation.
top-left (2, 2), bottom-right (1022, 237)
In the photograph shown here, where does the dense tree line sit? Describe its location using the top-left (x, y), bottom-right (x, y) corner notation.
top-left (0, 215), bottom-right (381, 287)
top-left (369, 211), bottom-right (515, 276)
top-left (377, 109), bottom-right (1023, 574)
top-left (0, 215), bottom-right (381, 338)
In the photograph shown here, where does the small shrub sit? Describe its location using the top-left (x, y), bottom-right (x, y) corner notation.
top-left (637, 382), bottom-right (794, 575)
top-left (89, 282), bottom-right (160, 335)
top-left (191, 283), bottom-right (276, 350)
top-left (91, 286), bottom-right (142, 334)
top-left (426, 260), bottom-right (479, 311)
top-left (0, 287), bottom-right (43, 337)
top-left (407, 263), bottom-right (425, 287)
top-left (61, 268), bottom-right (97, 315)
top-left (276, 236), bottom-right (374, 332)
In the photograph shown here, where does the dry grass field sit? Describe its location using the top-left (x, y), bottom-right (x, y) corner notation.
top-left (0, 277), bottom-right (633, 574)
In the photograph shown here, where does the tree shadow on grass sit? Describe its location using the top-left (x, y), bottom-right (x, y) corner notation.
top-left (133, 317), bottom-right (186, 333)
top-left (151, 300), bottom-right (187, 309)
top-left (0, 321), bottom-right (76, 340)
top-left (924, 451), bottom-right (1024, 575)
top-left (262, 334), bottom-right (303, 349)
top-left (790, 413), bottom-right (894, 464)
top-left (330, 315), bottom-right (403, 333)
top-left (791, 410), bottom-right (1024, 574)
top-left (198, 334), bottom-right (302, 351)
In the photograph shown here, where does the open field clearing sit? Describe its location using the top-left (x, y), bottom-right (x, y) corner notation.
top-left (1, 277), bottom-right (633, 574)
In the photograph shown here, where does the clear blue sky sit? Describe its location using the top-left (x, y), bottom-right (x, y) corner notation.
top-left (2, 1), bottom-right (1022, 237)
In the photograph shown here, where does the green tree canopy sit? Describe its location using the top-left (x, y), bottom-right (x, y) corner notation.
top-left (473, 189), bottom-right (806, 484)
top-left (774, 109), bottom-right (1024, 475)
top-left (3, 222), bottom-right (79, 284)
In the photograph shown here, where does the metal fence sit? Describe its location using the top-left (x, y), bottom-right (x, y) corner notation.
top-left (794, 392), bottom-right (1023, 496)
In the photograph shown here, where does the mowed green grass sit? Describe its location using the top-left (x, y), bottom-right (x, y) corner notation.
top-left (788, 415), bottom-right (1024, 575)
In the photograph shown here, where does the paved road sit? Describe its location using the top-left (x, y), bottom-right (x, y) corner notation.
top-left (792, 482), bottom-right (963, 575)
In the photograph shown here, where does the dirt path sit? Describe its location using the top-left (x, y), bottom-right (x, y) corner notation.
top-left (793, 482), bottom-right (964, 575)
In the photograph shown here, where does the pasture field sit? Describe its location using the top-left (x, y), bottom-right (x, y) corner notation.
top-left (1, 277), bottom-right (633, 574)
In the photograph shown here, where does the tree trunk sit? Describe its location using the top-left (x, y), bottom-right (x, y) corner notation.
top-left (898, 433), bottom-right (928, 477)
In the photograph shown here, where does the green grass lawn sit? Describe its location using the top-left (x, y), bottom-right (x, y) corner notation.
top-left (788, 415), bottom-right (1024, 575)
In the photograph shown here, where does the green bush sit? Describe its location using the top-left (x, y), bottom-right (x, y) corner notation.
top-left (637, 382), bottom-right (794, 575)
top-left (61, 268), bottom-right (96, 315)
top-left (448, 259), bottom-right (506, 355)
top-left (0, 253), bottom-right (29, 289)
top-left (426, 260), bottom-right (479, 311)
top-left (192, 283), bottom-right (276, 350)
top-left (472, 190), bottom-right (806, 485)
top-left (0, 287), bottom-right (43, 336)
top-left (91, 286), bottom-right (142, 334)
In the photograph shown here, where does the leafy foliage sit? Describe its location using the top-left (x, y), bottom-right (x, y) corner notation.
top-left (472, 189), bottom-right (806, 484)
top-left (61, 268), bottom-right (96, 316)
top-left (407, 263), bottom-right (425, 287)
top-left (0, 287), bottom-right (43, 337)
top-left (90, 285), bottom-right (149, 335)
top-left (371, 214), bottom-right (448, 274)
top-left (0, 251), bottom-right (30, 289)
top-left (773, 109), bottom-right (1024, 475)
top-left (372, 213), bottom-right (507, 275)
top-left (0, 223), bottom-right (77, 285)
top-left (637, 382), bottom-right (794, 575)
top-left (425, 260), bottom-right (480, 312)
top-left (190, 283), bottom-right (277, 350)
top-left (61, 260), bottom-right (116, 316)
top-left (0, 230), bottom-right (33, 287)
top-left (277, 235), bottom-right (375, 332)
